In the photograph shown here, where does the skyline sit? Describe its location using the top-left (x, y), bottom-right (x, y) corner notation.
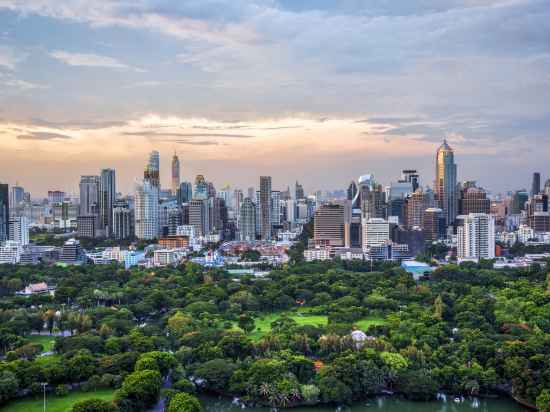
top-left (1, 0), bottom-right (550, 194)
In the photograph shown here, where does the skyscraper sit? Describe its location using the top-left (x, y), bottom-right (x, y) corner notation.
top-left (259, 176), bottom-right (272, 241)
top-left (10, 186), bottom-right (25, 209)
top-left (295, 181), bottom-right (305, 200)
top-left (0, 183), bottom-right (8, 241)
top-left (435, 139), bottom-right (458, 226)
top-left (99, 169), bottom-right (116, 237)
top-left (134, 179), bottom-right (159, 240)
top-left (171, 152), bottom-right (181, 195)
top-left (9, 216), bottom-right (29, 246)
top-left (145, 150), bottom-right (160, 188)
top-left (177, 182), bottom-right (193, 204)
top-left (194, 175), bottom-right (208, 200)
top-left (531, 172), bottom-right (541, 197)
top-left (79, 175), bottom-right (100, 216)
top-left (314, 203), bottom-right (345, 247)
top-left (113, 199), bottom-right (134, 240)
top-left (239, 197), bottom-right (256, 241)
top-left (457, 213), bottom-right (495, 260)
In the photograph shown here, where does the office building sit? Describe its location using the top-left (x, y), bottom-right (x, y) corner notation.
top-left (532, 172), bottom-right (541, 197)
top-left (457, 213), bottom-right (496, 260)
top-left (422, 208), bottom-right (444, 242)
top-left (59, 238), bottom-right (85, 264)
top-left (134, 179), bottom-right (160, 240)
top-left (0, 183), bottom-right (8, 241)
top-left (402, 169), bottom-right (420, 192)
top-left (8, 216), bottom-right (29, 246)
top-left (260, 176), bottom-right (272, 240)
top-left (172, 152), bottom-right (180, 195)
top-left (271, 190), bottom-right (281, 226)
top-left (362, 218), bottom-right (392, 250)
top-left (99, 168), bottom-right (116, 237)
top-left (314, 203), bottom-right (345, 247)
top-left (79, 175), bottom-right (99, 216)
top-left (145, 150), bottom-right (160, 188)
top-left (48, 191), bottom-right (65, 204)
top-left (0, 241), bottom-right (23, 264)
top-left (77, 215), bottom-right (99, 238)
top-left (435, 139), bottom-right (458, 226)
top-left (405, 189), bottom-right (428, 229)
top-left (10, 186), bottom-right (25, 209)
top-left (510, 190), bottom-right (529, 214)
top-left (295, 181), bottom-right (305, 200)
top-left (113, 200), bottom-right (134, 240)
top-left (459, 184), bottom-right (491, 215)
top-left (189, 199), bottom-right (209, 237)
top-left (239, 197), bottom-right (257, 242)
top-left (177, 182), bottom-right (193, 204)
top-left (194, 175), bottom-right (208, 200)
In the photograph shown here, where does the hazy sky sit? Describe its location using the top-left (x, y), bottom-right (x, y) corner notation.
top-left (1, 0), bottom-right (549, 196)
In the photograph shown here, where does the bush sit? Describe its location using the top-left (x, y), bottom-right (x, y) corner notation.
top-left (173, 378), bottom-right (196, 394)
top-left (114, 369), bottom-right (162, 412)
top-left (55, 384), bottom-right (69, 397)
top-left (72, 398), bottom-right (118, 412)
top-left (167, 392), bottom-right (203, 412)
top-left (300, 384), bottom-right (320, 405)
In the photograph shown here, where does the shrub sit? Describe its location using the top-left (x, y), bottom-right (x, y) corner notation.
top-left (72, 398), bottom-right (118, 412)
top-left (55, 384), bottom-right (69, 397)
top-left (167, 392), bottom-right (203, 412)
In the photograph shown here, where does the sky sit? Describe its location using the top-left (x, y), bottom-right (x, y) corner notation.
top-left (0, 0), bottom-right (549, 196)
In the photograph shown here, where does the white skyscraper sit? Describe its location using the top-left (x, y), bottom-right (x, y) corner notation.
top-left (9, 216), bottom-right (29, 246)
top-left (457, 213), bottom-right (495, 260)
top-left (362, 218), bottom-right (391, 251)
top-left (134, 179), bottom-right (160, 240)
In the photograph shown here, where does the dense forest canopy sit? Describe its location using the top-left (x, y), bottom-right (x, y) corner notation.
top-left (0, 258), bottom-right (549, 411)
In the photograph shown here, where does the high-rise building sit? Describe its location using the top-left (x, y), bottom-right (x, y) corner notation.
top-left (358, 175), bottom-right (387, 220)
top-left (79, 176), bottom-right (100, 216)
top-left (457, 213), bottom-right (496, 260)
top-left (435, 139), bottom-right (458, 226)
top-left (422, 208), bottom-right (444, 242)
top-left (77, 215), bottom-right (99, 238)
top-left (113, 200), bottom-right (135, 240)
top-left (177, 182), bottom-right (193, 204)
top-left (531, 172), bottom-right (541, 197)
top-left (171, 152), bottom-right (181, 195)
top-left (189, 199), bottom-right (208, 237)
top-left (239, 197), bottom-right (256, 241)
top-left (402, 170), bottom-right (420, 192)
top-left (459, 184), bottom-right (490, 215)
top-left (260, 176), bottom-right (272, 241)
top-left (144, 150), bottom-right (160, 188)
top-left (510, 190), bottom-right (529, 214)
top-left (405, 188), bottom-right (428, 229)
top-left (48, 191), bottom-right (65, 204)
top-left (295, 181), bottom-right (305, 200)
top-left (234, 189), bottom-right (244, 228)
top-left (10, 186), bottom-right (25, 209)
top-left (362, 218), bottom-right (393, 250)
top-left (99, 169), bottom-right (116, 237)
top-left (194, 175), bottom-right (208, 200)
top-left (0, 183), bottom-right (8, 242)
top-left (134, 179), bottom-right (160, 240)
top-left (271, 190), bottom-right (281, 226)
top-left (314, 203), bottom-right (345, 247)
top-left (8, 216), bottom-right (29, 246)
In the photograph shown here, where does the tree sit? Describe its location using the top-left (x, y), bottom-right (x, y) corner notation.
top-left (72, 399), bottom-right (118, 412)
top-left (537, 389), bottom-right (550, 412)
top-left (167, 392), bottom-right (203, 412)
top-left (318, 376), bottom-right (352, 404)
top-left (0, 370), bottom-right (19, 404)
top-left (114, 370), bottom-right (162, 412)
top-left (194, 359), bottom-right (237, 392)
top-left (238, 314), bottom-right (255, 334)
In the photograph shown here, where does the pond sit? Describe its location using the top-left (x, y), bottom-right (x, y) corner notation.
top-left (201, 395), bottom-right (531, 412)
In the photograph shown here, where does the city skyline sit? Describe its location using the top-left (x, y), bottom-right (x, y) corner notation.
top-left (1, 1), bottom-right (550, 195)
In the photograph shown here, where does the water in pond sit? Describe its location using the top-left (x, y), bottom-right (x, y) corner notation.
top-left (201, 395), bottom-right (531, 412)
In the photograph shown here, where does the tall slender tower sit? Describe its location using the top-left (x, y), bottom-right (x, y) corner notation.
top-left (0, 183), bottom-right (9, 241)
top-left (171, 152), bottom-right (181, 195)
top-left (435, 139), bottom-right (458, 226)
top-left (531, 172), bottom-right (541, 197)
top-left (99, 169), bottom-right (116, 237)
top-left (260, 176), bottom-right (272, 241)
top-left (145, 150), bottom-right (160, 188)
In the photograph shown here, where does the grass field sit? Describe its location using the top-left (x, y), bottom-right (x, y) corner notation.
top-left (0, 389), bottom-right (115, 412)
top-left (238, 311), bottom-right (387, 340)
top-left (27, 335), bottom-right (56, 353)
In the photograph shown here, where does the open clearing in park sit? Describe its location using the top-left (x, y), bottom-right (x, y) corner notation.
top-left (27, 335), bottom-right (56, 353)
top-left (0, 389), bottom-right (115, 412)
top-left (239, 310), bottom-right (386, 340)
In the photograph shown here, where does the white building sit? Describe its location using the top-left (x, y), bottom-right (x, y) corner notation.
top-left (153, 249), bottom-right (184, 267)
top-left (362, 218), bottom-right (391, 251)
top-left (9, 216), bottom-right (29, 246)
top-left (518, 225), bottom-right (535, 243)
top-left (0, 241), bottom-right (24, 264)
top-left (457, 213), bottom-right (496, 261)
top-left (135, 179), bottom-right (159, 240)
top-left (304, 248), bottom-right (331, 262)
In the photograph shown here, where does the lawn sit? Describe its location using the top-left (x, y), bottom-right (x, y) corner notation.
top-left (0, 389), bottom-right (115, 412)
top-left (238, 310), bottom-right (387, 340)
top-left (27, 335), bottom-right (56, 353)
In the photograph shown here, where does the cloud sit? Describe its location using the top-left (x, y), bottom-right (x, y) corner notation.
top-left (49, 50), bottom-right (144, 71)
top-left (0, 46), bottom-right (26, 70)
top-left (17, 131), bottom-right (73, 140)
top-left (122, 131), bottom-right (254, 138)
top-left (169, 140), bottom-right (220, 146)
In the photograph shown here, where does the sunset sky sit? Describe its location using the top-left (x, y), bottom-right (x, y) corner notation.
top-left (1, 0), bottom-right (549, 196)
